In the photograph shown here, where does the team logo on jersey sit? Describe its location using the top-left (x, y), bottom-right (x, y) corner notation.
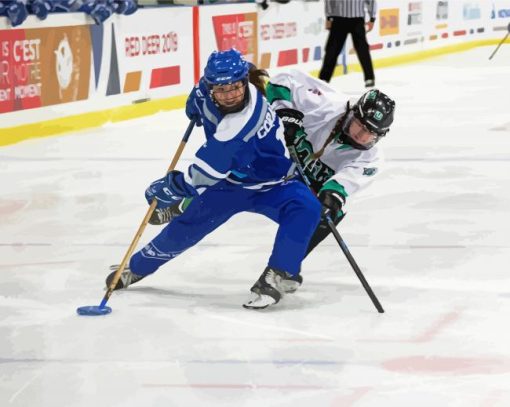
top-left (363, 167), bottom-right (378, 176)
top-left (257, 106), bottom-right (277, 139)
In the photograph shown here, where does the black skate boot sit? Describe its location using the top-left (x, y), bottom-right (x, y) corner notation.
top-left (279, 273), bottom-right (303, 294)
top-left (105, 264), bottom-right (146, 291)
top-left (243, 267), bottom-right (301, 309)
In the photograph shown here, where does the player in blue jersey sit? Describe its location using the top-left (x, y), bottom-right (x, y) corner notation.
top-left (105, 49), bottom-right (322, 309)
top-left (130, 68), bottom-right (396, 304)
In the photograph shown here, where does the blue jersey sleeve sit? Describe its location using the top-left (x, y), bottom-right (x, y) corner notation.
top-left (185, 79), bottom-right (223, 138)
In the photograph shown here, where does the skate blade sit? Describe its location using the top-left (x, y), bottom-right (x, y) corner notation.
top-left (242, 293), bottom-right (277, 309)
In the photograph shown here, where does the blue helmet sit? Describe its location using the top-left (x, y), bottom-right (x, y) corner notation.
top-left (204, 48), bottom-right (249, 87)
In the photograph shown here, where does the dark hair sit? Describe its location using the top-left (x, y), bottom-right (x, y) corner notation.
top-left (248, 66), bottom-right (269, 96)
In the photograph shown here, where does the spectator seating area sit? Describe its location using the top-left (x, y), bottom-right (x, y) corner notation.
top-left (0, 0), bottom-right (301, 26)
top-left (0, 0), bottom-right (138, 27)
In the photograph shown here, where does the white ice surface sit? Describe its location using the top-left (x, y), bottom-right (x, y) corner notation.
top-left (1, 46), bottom-right (510, 407)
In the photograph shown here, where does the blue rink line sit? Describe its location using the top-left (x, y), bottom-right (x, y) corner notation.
top-left (1, 243), bottom-right (510, 249)
top-left (2, 155), bottom-right (510, 163)
top-left (0, 155), bottom-right (195, 162)
top-left (0, 357), bottom-right (341, 366)
top-left (387, 157), bottom-right (510, 162)
top-left (189, 359), bottom-right (340, 366)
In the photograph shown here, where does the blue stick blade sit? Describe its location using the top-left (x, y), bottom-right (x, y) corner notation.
top-left (76, 305), bottom-right (112, 316)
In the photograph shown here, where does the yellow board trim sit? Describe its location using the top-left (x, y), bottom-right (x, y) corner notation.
top-left (2, 38), bottom-right (509, 147)
top-left (0, 95), bottom-right (187, 147)
top-left (309, 38), bottom-right (509, 79)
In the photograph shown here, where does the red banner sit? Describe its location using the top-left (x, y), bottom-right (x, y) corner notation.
top-left (212, 13), bottom-right (258, 64)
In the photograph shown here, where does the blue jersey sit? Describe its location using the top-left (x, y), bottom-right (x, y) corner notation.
top-left (184, 80), bottom-right (294, 194)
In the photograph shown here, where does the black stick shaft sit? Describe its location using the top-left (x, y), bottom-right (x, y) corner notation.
top-left (325, 214), bottom-right (385, 313)
top-left (489, 32), bottom-right (509, 60)
top-left (288, 145), bottom-right (384, 313)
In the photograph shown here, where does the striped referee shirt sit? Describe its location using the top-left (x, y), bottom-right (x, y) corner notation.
top-left (325, 0), bottom-right (377, 22)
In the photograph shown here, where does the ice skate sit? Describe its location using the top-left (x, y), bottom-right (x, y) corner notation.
top-left (105, 264), bottom-right (146, 291)
top-left (243, 267), bottom-right (301, 309)
top-left (148, 200), bottom-right (186, 225)
top-left (279, 273), bottom-right (303, 294)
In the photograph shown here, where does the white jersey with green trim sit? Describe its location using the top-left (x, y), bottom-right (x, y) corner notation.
top-left (267, 69), bottom-right (383, 201)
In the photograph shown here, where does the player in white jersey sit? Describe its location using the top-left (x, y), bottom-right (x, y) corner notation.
top-left (267, 69), bottom-right (395, 261)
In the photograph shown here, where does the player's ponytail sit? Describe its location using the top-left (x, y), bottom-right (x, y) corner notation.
top-left (248, 65), bottom-right (269, 96)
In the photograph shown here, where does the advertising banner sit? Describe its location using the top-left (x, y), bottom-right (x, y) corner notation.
top-left (212, 12), bottom-right (258, 62)
top-left (257, 1), bottom-right (328, 73)
top-left (2, 1), bottom-right (510, 139)
top-left (110, 7), bottom-right (194, 99)
top-left (0, 25), bottom-right (91, 114)
top-left (380, 8), bottom-right (401, 36)
top-left (490, 0), bottom-right (510, 32)
top-left (198, 3), bottom-right (258, 75)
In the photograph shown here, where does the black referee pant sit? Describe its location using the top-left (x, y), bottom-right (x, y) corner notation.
top-left (319, 17), bottom-right (375, 83)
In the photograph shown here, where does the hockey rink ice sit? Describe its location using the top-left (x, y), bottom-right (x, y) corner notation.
top-left (1, 46), bottom-right (510, 406)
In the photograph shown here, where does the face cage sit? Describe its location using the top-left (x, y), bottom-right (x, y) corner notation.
top-left (208, 78), bottom-right (249, 114)
top-left (340, 110), bottom-right (387, 150)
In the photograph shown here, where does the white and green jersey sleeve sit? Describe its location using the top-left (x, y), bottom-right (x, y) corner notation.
top-left (266, 69), bottom-right (383, 206)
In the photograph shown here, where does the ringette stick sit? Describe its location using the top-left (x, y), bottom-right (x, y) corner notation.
top-left (77, 120), bottom-right (196, 316)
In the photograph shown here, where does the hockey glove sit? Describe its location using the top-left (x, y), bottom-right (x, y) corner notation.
top-left (185, 84), bottom-right (205, 127)
top-left (276, 108), bottom-right (305, 147)
top-left (145, 171), bottom-right (196, 210)
top-left (149, 197), bottom-right (193, 225)
top-left (318, 180), bottom-right (346, 221)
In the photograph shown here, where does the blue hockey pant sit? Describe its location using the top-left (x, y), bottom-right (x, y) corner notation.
top-left (130, 179), bottom-right (321, 277)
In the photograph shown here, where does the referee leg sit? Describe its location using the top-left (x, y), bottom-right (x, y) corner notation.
top-left (351, 17), bottom-right (375, 83)
top-left (319, 17), bottom-right (349, 83)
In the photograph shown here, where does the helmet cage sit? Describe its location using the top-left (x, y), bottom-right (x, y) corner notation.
top-left (341, 110), bottom-right (383, 150)
top-left (352, 89), bottom-right (395, 138)
top-left (204, 48), bottom-right (250, 113)
top-left (209, 79), bottom-right (249, 114)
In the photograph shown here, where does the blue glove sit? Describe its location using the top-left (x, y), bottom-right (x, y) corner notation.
top-left (5, 1), bottom-right (28, 27)
top-left (185, 84), bottom-right (205, 127)
top-left (145, 170), bottom-right (196, 209)
top-left (29, 0), bottom-right (53, 20)
top-left (114, 0), bottom-right (137, 15)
